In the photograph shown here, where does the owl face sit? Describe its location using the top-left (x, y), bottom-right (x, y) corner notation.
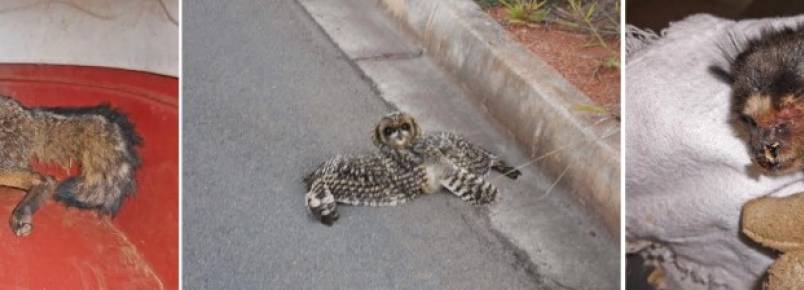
top-left (374, 112), bottom-right (421, 150)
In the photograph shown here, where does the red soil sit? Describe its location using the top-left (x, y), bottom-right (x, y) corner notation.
top-left (488, 7), bottom-right (621, 112)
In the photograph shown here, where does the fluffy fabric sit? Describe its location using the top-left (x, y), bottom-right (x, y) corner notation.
top-left (626, 14), bottom-right (804, 289)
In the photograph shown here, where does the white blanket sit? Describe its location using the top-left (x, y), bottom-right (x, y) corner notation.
top-left (627, 14), bottom-right (804, 289)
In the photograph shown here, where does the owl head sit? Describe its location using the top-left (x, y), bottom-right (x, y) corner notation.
top-left (373, 111), bottom-right (421, 150)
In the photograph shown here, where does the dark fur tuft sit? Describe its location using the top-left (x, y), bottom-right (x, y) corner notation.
top-left (54, 177), bottom-right (94, 209)
top-left (717, 24), bottom-right (804, 112)
top-left (708, 65), bottom-right (734, 84)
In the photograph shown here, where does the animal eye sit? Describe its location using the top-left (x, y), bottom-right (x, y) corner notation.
top-left (401, 123), bottom-right (410, 131)
top-left (776, 123), bottom-right (790, 134)
top-left (383, 127), bottom-right (394, 136)
top-left (740, 115), bottom-right (756, 127)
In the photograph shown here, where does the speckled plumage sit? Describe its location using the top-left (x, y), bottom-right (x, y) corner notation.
top-left (0, 96), bottom-right (141, 236)
top-left (303, 150), bottom-right (426, 225)
top-left (415, 131), bottom-right (522, 179)
top-left (303, 112), bottom-right (519, 225)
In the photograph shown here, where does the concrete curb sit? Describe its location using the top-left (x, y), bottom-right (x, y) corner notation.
top-left (375, 0), bottom-right (621, 236)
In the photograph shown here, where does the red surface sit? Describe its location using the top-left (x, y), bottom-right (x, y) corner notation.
top-left (0, 64), bottom-right (178, 290)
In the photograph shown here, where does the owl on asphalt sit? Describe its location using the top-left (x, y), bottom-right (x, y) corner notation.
top-left (303, 111), bottom-right (521, 225)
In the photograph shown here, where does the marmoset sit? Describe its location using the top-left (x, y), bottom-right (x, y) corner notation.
top-left (717, 25), bottom-right (804, 174)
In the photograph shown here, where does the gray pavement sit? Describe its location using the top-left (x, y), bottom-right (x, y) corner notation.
top-left (183, 0), bottom-right (617, 289)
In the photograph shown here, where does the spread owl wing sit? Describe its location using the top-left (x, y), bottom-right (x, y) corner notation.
top-left (420, 132), bottom-right (521, 179)
top-left (304, 153), bottom-right (421, 225)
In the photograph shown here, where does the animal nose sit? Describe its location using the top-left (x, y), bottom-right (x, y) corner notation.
top-left (764, 142), bottom-right (781, 159)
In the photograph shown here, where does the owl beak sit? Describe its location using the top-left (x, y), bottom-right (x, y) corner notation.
top-left (390, 132), bottom-right (406, 147)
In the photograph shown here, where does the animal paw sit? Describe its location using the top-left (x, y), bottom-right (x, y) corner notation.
top-left (9, 211), bottom-right (33, 237)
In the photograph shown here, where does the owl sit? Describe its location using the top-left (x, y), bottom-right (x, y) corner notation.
top-left (371, 112), bottom-right (513, 204)
top-left (303, 112), bottom-right (517, 225)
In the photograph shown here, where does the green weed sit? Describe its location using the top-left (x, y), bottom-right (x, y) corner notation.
top-left (499, 0), bottom-right (550, 25)
top-left (554, 0), bottom-right (618, 50)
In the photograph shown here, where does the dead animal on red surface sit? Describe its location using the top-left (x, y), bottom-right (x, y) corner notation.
top-left (0, 96), bottom-right (142, 237)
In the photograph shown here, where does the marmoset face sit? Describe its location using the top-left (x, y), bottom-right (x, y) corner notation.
top-left (738, 94), bottom-right (804, 175)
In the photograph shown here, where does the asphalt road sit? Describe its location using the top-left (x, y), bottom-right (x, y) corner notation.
top-left (183, 0), bottom-right (547, 288)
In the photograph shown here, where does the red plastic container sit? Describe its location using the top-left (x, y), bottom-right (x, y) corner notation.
top-left (0, 64), bottom-right (178, 290)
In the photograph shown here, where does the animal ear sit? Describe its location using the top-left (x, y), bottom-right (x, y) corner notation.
top-left (708, 65), bottom-right (734, 84)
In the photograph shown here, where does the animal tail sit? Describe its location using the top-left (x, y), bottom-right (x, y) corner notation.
top-left (491, 160), bottom-right (521, 180)
top-left (37, 104), bottom-right (143, 215)
top-left (441, 167), bottom-right (498, 204)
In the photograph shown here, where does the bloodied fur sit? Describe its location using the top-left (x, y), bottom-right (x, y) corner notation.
top-left (714, 25), bottom-right (804, 174)
top-left (0, 96), bottom-right (142, 236)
